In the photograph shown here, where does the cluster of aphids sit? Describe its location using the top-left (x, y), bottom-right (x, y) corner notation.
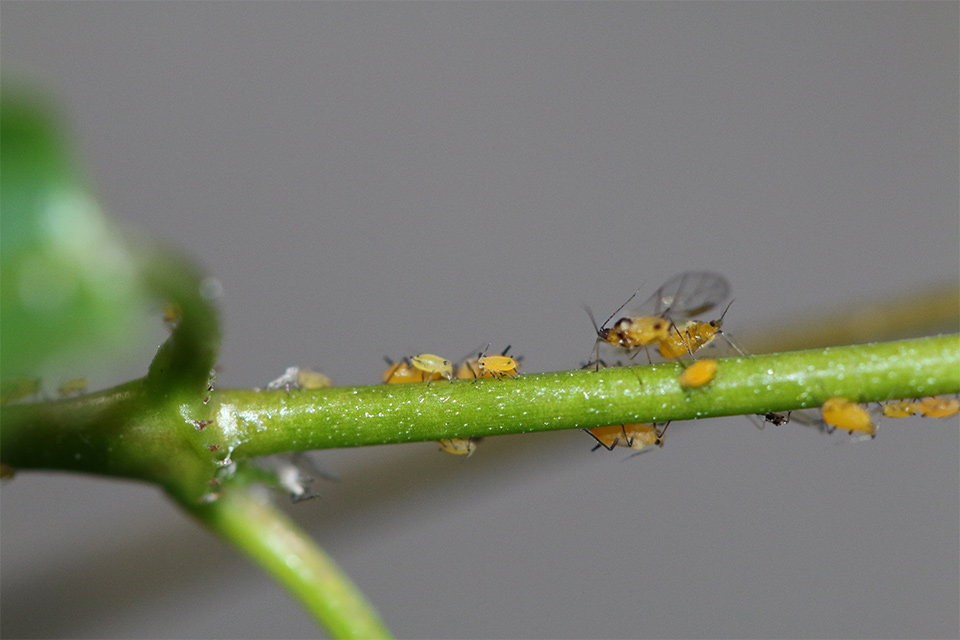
top-left (581, 271), bottom-right (958, 453)
top-left (380, 344), bottom-right (522, 457)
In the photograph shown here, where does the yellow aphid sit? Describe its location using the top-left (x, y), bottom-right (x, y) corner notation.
top-left (297, 369), bottom-right (332, 389)
top-left (881, 400), bottom-right (918, 418)
top-left (584, 423), bottom-right (668, 452)
top-left (410, 354), bottom-right (454, 385)
top-left (265, 366), bottom-right (328, 392)
top-left (658, 300), bottom-right (739, 359)
top-left (678, 359), bottom-right (717, 388)
top-left (916, 396), bottom-right (959, 419)
top-left (589, 271), bottom-right (730, 365)
top-left (437, 437), bottom-right (483, 456)
top-left (821, 397), bottom-right (875, 436)
top-left (58, 378), bottom-right (89, 397)
top-left (1, 377), bottom-right (41, 404)
top-left (0, 464), bottom-right (14, 480)
top-left (475, 344), bottom-right (520, 380)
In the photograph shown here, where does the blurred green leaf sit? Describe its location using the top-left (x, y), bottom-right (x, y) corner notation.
top-left (1, 83), bottom-right (149, 378)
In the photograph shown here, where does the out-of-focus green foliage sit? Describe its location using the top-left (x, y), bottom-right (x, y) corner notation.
top-left (1, 83), bottom-right (149, 377)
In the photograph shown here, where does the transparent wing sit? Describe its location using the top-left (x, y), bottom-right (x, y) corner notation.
top-left (628, 271), bottom-right (731, 320)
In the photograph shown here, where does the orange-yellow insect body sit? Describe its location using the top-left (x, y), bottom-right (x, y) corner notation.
top-left (658, 300), bottom-right (743, 360)
top-left (585, 423), bottom-right (667, 452)
top-left (384, 357), bottom-right (427, 383)
top-left (602, 316), bottom-right (672, 350)
top-left (881, 400), bottom-right (918, 418)
top-left (437, 437), bottom-right (483, 456)
top-left (473, 344), bottom-right (520, 380)
top-left (678, 359), bottom-right (717, 388)
top-left (589, 271), bottom-right (731, 366)
top-left (410, 354), bottom-right (454, 384)
top-left (916, 396), bottom-right (959, 419)
top-left (821, 397), bottom-right (875, 436)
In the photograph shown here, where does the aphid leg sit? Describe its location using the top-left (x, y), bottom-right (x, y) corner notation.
top-left (582, 428), bottom-right (618, 452)
top-left (468, 361), bottom-right (481, 383)
top-left (654, 421), bottom-right (671, 440)
top-left (383, 356), bottom-right (398, 383)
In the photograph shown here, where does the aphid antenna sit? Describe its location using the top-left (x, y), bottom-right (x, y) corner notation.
top-left (600, 283), bottom-right (646, 330)
top-left (714, 298), bottom-right (735, 327)
top-left (708, 299), bottom-right (749, 357)
top-left (478, 342), bottom-right (492, 359)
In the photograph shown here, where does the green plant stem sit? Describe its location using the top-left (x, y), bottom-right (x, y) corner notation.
top-left (180, 485), bottom-right (392, 640)
top-left (210, 334), bottom-right (959, 459)
top-left (4, 336), bottom-right (958, 475)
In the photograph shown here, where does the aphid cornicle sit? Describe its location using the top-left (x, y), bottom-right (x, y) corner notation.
top-left (588, 271), bottom-right (731, 365)
top-left (821, 397), bottom-right (875, 436)
top-left (410, 354), bottom-right (454, 385)
top-left (678, 359), bottom-right (717, 388)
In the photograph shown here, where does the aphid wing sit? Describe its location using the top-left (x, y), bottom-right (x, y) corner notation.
top-left (630, 271), bottom-right (730, 319)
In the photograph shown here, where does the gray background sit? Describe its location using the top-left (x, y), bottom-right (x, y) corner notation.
top-left (2, 2), bottom-right (958, 638)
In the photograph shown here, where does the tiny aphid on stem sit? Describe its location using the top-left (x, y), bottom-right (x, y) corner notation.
top-left (587, 271), bottom-right (731, 367)
top-left (658, 300), bottom-right (745, 360)
top-left (821, 397), bottom-right (875, 437)
top-left (297, 369), bottom-right (332, 389)
top-left (472, 344), bottom-right (520, 381)
top-left (678, 359), bottom-right (717, 388)
top-left (437, 438), bottom-right (484, 456)
top-left (916, 396), bottom-right (959, 419)
top-left (584, 423), bottom-right (669, 453)
top-left (410, 354), bottom-right (454, 385)
top-left (880, 400), bottom-right (918, 419)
